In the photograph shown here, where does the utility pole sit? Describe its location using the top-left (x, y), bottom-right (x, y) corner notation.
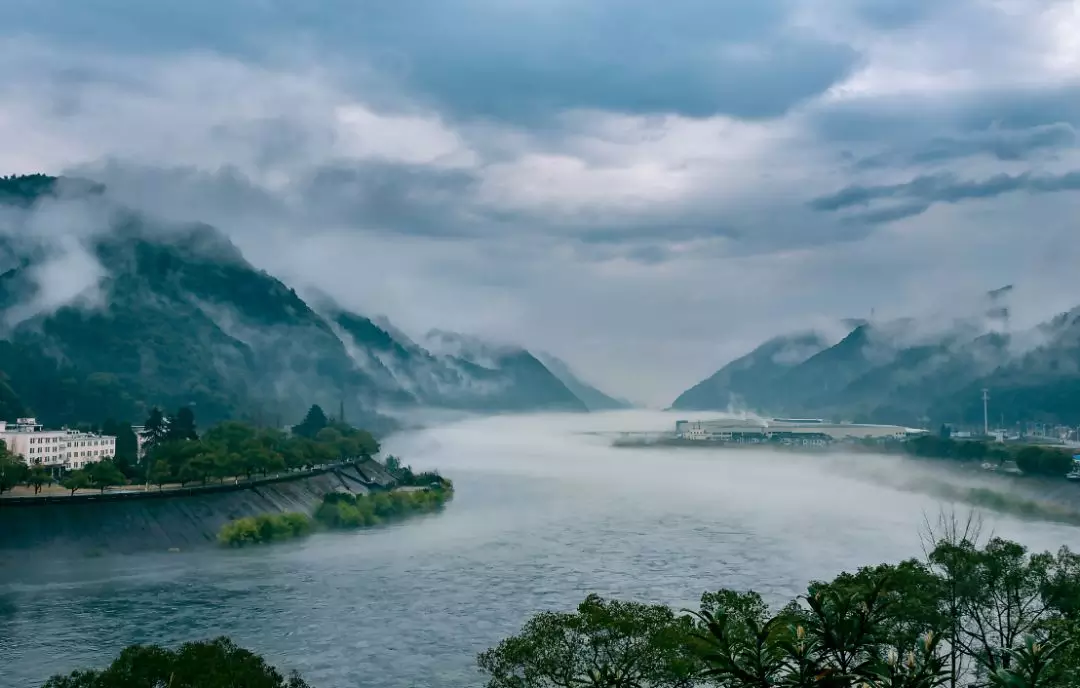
top-left (982, 388), bottom-right (990, 437)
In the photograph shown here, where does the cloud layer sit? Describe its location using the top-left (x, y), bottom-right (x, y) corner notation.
top-left (1, 0), bottom-right (1079, 405)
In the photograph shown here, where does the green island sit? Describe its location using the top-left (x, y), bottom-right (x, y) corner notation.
top-left (217, 472), bottom-right (455, 546)
top-left (44, 518), bottom-right (1080, 687)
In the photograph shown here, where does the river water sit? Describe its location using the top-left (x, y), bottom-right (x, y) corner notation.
top-left (3, 411), bottom-right (1079, 687)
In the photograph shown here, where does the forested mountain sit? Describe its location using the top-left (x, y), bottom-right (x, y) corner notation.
top-left (534, 352), bottom-right (631, 411)
top-left (670, 331), bottom-right (832, 412)
top-left (328, 312), bottom-right (588, 412)
top-left (672, 290), bottom-right (1080, 427)
top-left (0, 174), bottom-right (591, 429)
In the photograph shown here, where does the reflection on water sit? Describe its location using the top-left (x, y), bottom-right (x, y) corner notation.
top-left (3, 411), bottom-right (1078, 687)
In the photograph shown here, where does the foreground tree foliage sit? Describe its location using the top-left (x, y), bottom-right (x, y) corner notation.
top-left (479, 521), bottom-right (1080, 688)
top-left (478, 594), bottom-right (702, 688)
top-left (43, 636), bottom-right (310, 688)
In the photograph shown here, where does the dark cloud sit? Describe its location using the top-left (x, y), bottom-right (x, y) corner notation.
top-left (811, 85), bottom-right (1080, 147)
top-left (855, 123), bottom-right (1077, 169)
top-left (812, 169), bottom-right (1080, 222)
top-left (0, 0), bottom-right (859, 122)
top-left (854, 0), bottom-right (939, 28)
top-left (299, 163), bottom-right (480, 236)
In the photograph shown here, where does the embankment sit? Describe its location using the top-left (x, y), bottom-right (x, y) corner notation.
top-left (0, 461), bottom-right (395, 557)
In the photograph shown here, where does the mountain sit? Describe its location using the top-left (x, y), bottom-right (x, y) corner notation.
top-left (534, 352), bottom-right (631, 411)
top-left (327, 315), bottom-right (587, 412)
top-left (931, 306), bottom-right (1080, 425)
top-left (670, 331), bottom-right (832, 411)
top-left (0, 174), bottom-right (587, 428)
top-left (672, 287), bottom-right (1080, 426)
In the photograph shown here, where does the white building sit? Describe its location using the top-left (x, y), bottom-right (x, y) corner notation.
top-left (675, 417), bottom-right (927, 443)
top-left (0, 417), bottom-right (117, 472)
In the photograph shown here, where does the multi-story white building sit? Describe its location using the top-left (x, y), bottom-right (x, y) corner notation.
top-left (0, 418), bottom-right (117, 472)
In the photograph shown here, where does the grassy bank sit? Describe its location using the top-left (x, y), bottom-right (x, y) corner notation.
top-left (217, 512), bottom-right (314, 547)
top-left (216, 481), bottom-right (454, 546)
top-left (314, 484), bottom-right (454, 530)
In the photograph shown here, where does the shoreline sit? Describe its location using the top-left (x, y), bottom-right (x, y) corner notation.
top-left (612, 435), bottom-right (1080, 527)
top-left (0, 459), bottom-right (395, 507)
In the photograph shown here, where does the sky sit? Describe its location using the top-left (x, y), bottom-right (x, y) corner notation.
top-left (0, 0), bottom-right (1078, 406)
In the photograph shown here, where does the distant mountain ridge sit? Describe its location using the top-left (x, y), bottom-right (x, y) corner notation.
top-left (672, 287), bottom-right (1080, 427)
top-left (0, 174), bottom-right (619, 428)
top-left (534, 352), bottom-right (632, 411)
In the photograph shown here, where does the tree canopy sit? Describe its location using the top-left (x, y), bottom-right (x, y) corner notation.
top-left (479, 523), bottom-right (1080, 688)
top-left (292, 404), bottom-right (329, 439)
top-left (43, 636), bottom-right (310, 688)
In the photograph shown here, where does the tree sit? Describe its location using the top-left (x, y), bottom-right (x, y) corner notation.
top-left (168, 406), bottom-right (199, 442)
top-left (43, 636), bottom-right (311, 688)
top-left (955, 441), bottom-right (989, 462)
top-left (384, 455), bottom-right (402, 474)
top-left (142, 407), bottom-right (169, 453)
top-left (87, 460), bottom-right (126, 493)
top-left (478, 593), bottom-right (701, 688)
top-left (292, 404), bottom-right (328, 439)
top-left (1016, 446), bottom-right (1074, 478)
top-left (149, 460), bottom-right (171, 490)
top-left (28, 465), bottom-right (50, 494)
top-left (114, 422), bottom-right (140, 475)
top-left (478, 526), bottom-right (1080, 688)
top-left (61, 470), bottom-right (91, 496)
top-left (0, 444), bottom-right (28, 494)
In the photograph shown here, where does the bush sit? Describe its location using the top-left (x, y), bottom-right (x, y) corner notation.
top-left (218, 512), bottom-right (313, 547)
top-left (1016, 446), bottom-right (1076, 477)
top-left (314, 485), bottom-right (453, 530)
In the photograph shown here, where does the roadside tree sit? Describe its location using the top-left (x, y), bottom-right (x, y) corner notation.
top-left (149, 460), bottom-right (171, 490)
top-left (88, 460), bottom-right (126, 493)
top-left (61, 470), bottom-right (91, 496)
top-left (0, 446), bottom-right (28, 494)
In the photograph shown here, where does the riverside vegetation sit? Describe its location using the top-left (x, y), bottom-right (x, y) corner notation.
top-left (216, 465), bottom-right (453, 546)
top-left (0, 404), bottom-right (380, 496)
top-left (46, 516), bottom-right (1080, 687)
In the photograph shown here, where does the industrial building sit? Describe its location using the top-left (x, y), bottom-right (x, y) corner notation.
top-left (674, 418), bottom-right (927, 444)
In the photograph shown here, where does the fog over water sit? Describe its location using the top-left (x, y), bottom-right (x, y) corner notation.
top-left (3, 411), bottom-right (1078, 687)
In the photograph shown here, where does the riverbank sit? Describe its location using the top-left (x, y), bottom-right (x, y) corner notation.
top-left (0, 460), bottom-right (396, 505)
top-left (612, 434), bottom-right (1080, 526)
top-left (0, 461), bottom-right (393, 556)
top-left (216, 480), bottom-right (454, 546)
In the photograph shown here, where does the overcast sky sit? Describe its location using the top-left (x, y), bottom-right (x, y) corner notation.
top-left (1, 0), bottom-right (1078, 406)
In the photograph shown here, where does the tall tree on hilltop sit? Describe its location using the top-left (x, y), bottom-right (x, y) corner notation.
top-left (115, 422), bottom-right (139, 467)
top-left (168, 406), bottom-right (199, 442)
top-left (292, 404), bottom-right (328, 439)
top-left (101, 419), bottom-right (140, 478)
top-left (142, 407), bottom-right (169, 453)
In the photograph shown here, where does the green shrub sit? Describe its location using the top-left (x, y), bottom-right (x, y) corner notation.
top-left (314, 485), bottom-right (453, 530)
top-left (218, 512), bottom-right (313, 547)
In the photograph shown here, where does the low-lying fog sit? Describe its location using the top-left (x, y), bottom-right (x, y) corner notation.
top-left (388, 410), bottom-right (1079, 568)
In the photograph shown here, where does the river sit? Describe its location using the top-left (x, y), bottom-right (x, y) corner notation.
top-left (3, 411), bottom-right (1079, 687)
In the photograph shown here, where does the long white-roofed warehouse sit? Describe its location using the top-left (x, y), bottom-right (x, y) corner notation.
top-left (674, 418), bottom-right (927, 444)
